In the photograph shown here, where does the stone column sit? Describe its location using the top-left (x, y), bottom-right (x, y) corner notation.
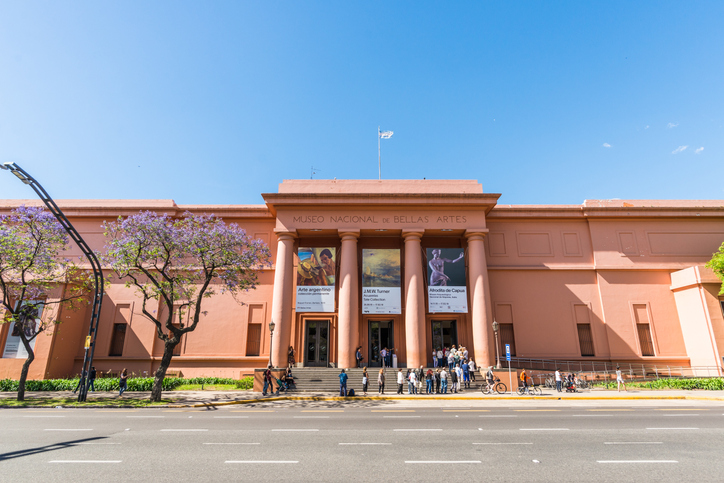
top-left (403, 229), bottom-right (426, 369)
top-left (466, 229), bottom-right (493, 368)
top-left (337, 230), bottom-right (360, 368)
top-left (270, 230), bottom-right (296, 368)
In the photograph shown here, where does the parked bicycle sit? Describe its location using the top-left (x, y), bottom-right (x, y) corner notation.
top-left (517, 385), bottom-right (543, 396)
top-left (480, 377), bottom-right (507, 395)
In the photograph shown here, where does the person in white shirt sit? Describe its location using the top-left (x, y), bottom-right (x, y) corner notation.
top-left (555, 369), bottom-right (562, 393)
top-left (380, 348), bottom-right (388, 368)
top-left (440, 368), bottom-right (448, 394)
top-left (408, 370), bottom-right (417, 394)
top-left (468, 359), bottom-right (476, 382)
top-left (447, 351), bottom-right (455, 371)
top-left (455, 364), bottom-right (463, 392)
top-left (396, 369), bottom-right (404, 394)
top-left (432, 350), bottom-right (438, 368)
top-left (616, 366), bottom-right (626, 392)
top-left (436, 349), bottom-right (443, 368)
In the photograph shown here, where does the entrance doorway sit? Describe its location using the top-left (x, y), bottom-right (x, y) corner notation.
top-left (368, 320), bottom-right (394, 368)
top-left (431, 320), bottom-right (458, 353)
top-left (304, 320), bottom-right (329, 367)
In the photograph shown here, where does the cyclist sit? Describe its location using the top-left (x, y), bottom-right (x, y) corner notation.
top-left (520, 368), bottom-right (529, 394)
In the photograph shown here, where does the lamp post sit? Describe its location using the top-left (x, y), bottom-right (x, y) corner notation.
top-left (492, 319), bottom-right (501, 369)
top-left (1, 162), bottom-right (104, 403)
top-left (268, 320), bottom-right (276, 368)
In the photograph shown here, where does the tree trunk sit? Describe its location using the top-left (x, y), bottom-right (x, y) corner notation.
top-left (17, 337), bottom-right (35, 402)
top-left (150, 340), bottom-right (177, 402)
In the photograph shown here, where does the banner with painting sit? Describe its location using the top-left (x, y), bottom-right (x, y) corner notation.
top-left (362, 249), bottom-right (401, 314)
top-left (295, 247), bottom-right (336, 312)
top-left (2, 303), bottom-right (44, 359)
top-left (426, 248), bottom-right (468, 313)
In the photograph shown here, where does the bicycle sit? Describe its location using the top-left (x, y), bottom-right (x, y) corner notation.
top-left (544, 375), bottom-right (555, 389)
top-left (480, 377), bottom-right (507, 395)
top-left (517, 385), bottom-right (542, 396)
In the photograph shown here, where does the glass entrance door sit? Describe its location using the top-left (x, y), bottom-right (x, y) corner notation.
top-left (369, 320), bottom-right (394, 367)
top-left (304, 320), bottom-right (329, 367)
top-left (431, 320), bottom-right (457, 354)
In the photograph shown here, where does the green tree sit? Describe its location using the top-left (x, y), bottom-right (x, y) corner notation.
top-left (706, 241), bottom-right (724, 295)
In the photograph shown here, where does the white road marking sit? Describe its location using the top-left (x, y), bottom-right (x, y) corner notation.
top-left (77, 443), bottom-right (121, 445)
top-left (24, 416), bottom-right (65, 418)
top-left (572, 414), bottom-right (612, 417)
top-left (519, 428), bottom-right (569, 431)
top-left (204, 443), bottom-right (260, 445)
top-left (160, 429), bottom-right (208, 432)
top-left (214, 416), bottom-right (249, 419)
top-left (339, 443), bottom-right (392, 445)
top-left (49, 460), bottom-right (122, 464)
top-left (406, 461), bottom-right (481, 464)
top-left (44, 429), bottom-right (93, 432)
top-left (662, 414), bottom-right (699, 416)
top-left (393, 429), bottom-right (442, 432)
top-left (473, 443), bottom-right (533, 445)
top-left (597, 460), bottom-right (677, 464)
top-left (226, 461), bottom-right (298, 464)
top-left (127, 416), bottom-right (164, 418)
top-left (646, 428), bottom-right (699, 430)
top-left (293, 416), bottom-right (329, 419)
top-left (271, 429), bottom-right (319, 432)
top-left (480, 415), bottom-right (517, 418)
top-left (383, 416), bottom-right (420, 418)
top-left (604, 442), bottom-right (662, 445)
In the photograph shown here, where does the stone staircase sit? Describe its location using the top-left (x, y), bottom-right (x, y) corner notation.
top-left (282, 367), bottom-right (481, 393)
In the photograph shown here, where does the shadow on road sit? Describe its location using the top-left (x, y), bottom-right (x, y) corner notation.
top-left (0, 436), bottom-right (108, 461)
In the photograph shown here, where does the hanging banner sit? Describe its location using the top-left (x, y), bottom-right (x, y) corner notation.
top-left (362, 249), bottom-right (401, 314)
top-left (296, 247), bottom-right (336, 312)
top-left (426, 248), bottom-right (468, 313)
top-left (2, 303), bottom-right (44, 359)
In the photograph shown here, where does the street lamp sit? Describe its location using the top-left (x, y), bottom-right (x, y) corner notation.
top-left (268, 320), bottom-right (276, 368)
top-left (1, 162), bottom-right (104, 403)
top-left (492, 319), bottom-right (501, 369)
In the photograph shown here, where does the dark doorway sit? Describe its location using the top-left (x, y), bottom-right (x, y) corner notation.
top-left (368, 320), bottom-right (394, 367)
top-left (431, 320), bottom-right (457, 353)
top-left (304, 320), bottom-right (329, 367)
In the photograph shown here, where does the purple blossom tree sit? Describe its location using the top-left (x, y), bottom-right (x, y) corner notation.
top-left (102, 211), bottom-right (271, 402)
top-left (0, 206), bottom-right (92, 401)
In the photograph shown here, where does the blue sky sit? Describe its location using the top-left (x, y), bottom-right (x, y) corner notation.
top-left (1, 1), bottom-right (722, 205)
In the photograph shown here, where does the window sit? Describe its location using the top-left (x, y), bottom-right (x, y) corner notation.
top-left (577, 324), bottom-right (595, 356)
top-left (499, 324), bottom-right (516, 357)
top-left (109, 324), bottom-right (126, 356)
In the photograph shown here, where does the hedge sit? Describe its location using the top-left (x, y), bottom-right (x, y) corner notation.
top-left (592, 377), bottom-right (724, 391)
top-left (0, 376), bottom-right (254, 392)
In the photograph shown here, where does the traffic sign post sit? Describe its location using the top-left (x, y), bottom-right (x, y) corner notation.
top-left (505, 344), bottom-right (512, 395)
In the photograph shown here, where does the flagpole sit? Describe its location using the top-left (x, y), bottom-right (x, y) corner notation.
top-left (378, 126), bottom-right (381, 180)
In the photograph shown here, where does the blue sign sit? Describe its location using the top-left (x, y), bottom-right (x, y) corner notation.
top-left (505, 344), bottom-right (511, 362)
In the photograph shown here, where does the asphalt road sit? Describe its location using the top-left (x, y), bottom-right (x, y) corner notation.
top-left (2, 399), bottom-right (723, 482)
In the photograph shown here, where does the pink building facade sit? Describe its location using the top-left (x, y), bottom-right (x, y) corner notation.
top-left (1, 180), bottom-right (723, 379)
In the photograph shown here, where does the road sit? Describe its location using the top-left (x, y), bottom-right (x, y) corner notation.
top-left (2, 399), bottom-right (723, 482)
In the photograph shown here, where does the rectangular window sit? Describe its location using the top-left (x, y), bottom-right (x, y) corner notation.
top-left (577, 324), bottom-right (595, 356)
top-left (109, 323), bottom-right (126, 356)
top-left (637, 324), bottom-right (655, 356)
top-left (499, 323), bottom-right (516, 357)
top-left (246, 324), bottom-right (261, 356)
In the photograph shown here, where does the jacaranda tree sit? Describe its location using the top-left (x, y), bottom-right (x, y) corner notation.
top-left (102, 211), bottom-right (270, 402)
top-left (0, 206), bottom-right (91, 401)
top-left (707, 241), bottom-right (724, 295)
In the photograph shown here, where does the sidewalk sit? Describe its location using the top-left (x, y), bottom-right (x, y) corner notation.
top-left (3, 388), bottom-right (724, 407)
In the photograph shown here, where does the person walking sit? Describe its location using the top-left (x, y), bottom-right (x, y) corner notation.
top-left (362, 367), bottom-right (369, 396)
top-left (262, 365), bottom-right (274, 396)
top-left (88, 366), bottom-right (97, 392)
top-left (397, 369), bottom-right (404, 394)
top-left (118, 368), bottom-right (128, 396)
top-left (339, 369), bottom-right (348, 397)
top-left (616, 366), bottom-right (626, 392)
top-left (378, 369), bottom-right (385, 394)
top-left (555, 368), bottom-right (562, 393)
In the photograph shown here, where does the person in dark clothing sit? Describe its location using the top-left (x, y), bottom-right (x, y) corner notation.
top-left (339, 369), bottom-right (348, 397)
top-left (450, 369), bottom-right (458, 394)
top-left (262, 365), bottom-right (274, 396)
top-left (88, 367), bottom-right (97, 392)
top-left (435, 368), bottom-right (441, 394)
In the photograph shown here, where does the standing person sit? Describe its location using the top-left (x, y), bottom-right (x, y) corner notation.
top-left (355, 346), bottom-right (363, 368)
top-left (432, 349), bottom-right (438, 368)
top-left (455, 364), bottom-right (463, 392)
top-left (440, 367), bottom-right (448, 394)
top-left (408, 369), bottom-right (416, 394)
top-left (119, 368), bottom-right (128, 396)
top-left (426, 369), bottom-right (433, 394)
top-left (436, 348), bottom-right (443, 368)
top-left (397, 369), bottom-right (404, 394)
top-left (417, 366), bottom-right (425, 395)
top-left (387, 347), bottom-right (394, 368)
top-left (362, 367), bottom-right (369, 396)
top-left (468, 359), bottom-right (476, 382)
top-left (378, 369), bottom-right (385, 394)
top-left (450, 367), bottom-right (458, 393)
top-left (520, 369), bottom-right (529, 394)
top-left (616, 366), bottom-right (626, 392)
top-left (88, 366), bottom-right (97, 392)
top-left (462, 360), bottom-right (470, 389)
top-left (339, 369), bottom-right (348, 397)
top-left (262, 365), bottom-right (274, 396)
top-left (287, 346), bottom-right (295, 367)
top-left (463, 347), bottom-right (469, 362)
top-left (447, 350), bottom-right (455, 371)
top-left (380, 347), bottom-right (388, 368)
top-left (435, 368), bottom-right (441, 394)
top-left (555, 368), bottom-right (562, 393)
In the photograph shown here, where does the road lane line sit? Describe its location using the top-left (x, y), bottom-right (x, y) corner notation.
top-left (160, 429), bottom-right (208, 432)
top-left (393, 429), bottom-right (442, 432)
top-left (204, 443), bottom-right (260, 445)
top-left (480, 415), bottom-right (517, 418)
top-left (442, 410), bottom-right (489, 412)
top-left (301, 410), bottom-right (343, 413)
top-left (294, 416), bottom-right (329, 419)
top-left (597, 460), bottom-right (677, 464)
top-left (49, 460), bottom-right (122, 464)
top-left (473, 443), bottom-right (533, 445)
top-left (214, 416), bottom-right (249, 419)
top-left (520, 428), bottom-right (569, 431)
top-left (77, 443), bottom-right (121, 445)
top-left (587, 409), bottom-right (633, 412)
top-left (383, 416), bottom-right (420, 418)
top-left (226, 461), bottom-right (298, 464)
top-left (655, 408), bottom-right (701, 411)
top-left (127, 416), bottom-right (164, 418)
top-left (24, 416), bottom-right (66, 418)
top-left (406, 461), bottom-right (481, 464)
top-left (339, 443), bottom-right (392, 445)
top-left (515, 410), bottom-right (559, 412)
top-left (572, 415), bottom-right (612, 417)
top-left (646, 427), bottom-right (699, 430)
top-left (372, 410), bottom-right (415, 412)
top-left (44, 429), bottom-right (93, 432)
top-left (604, 442), bottom-right (662, 445)
top-left (272, 429), bottom-right (319, 432)
top-left (662, 414), bottom-right (699, 416)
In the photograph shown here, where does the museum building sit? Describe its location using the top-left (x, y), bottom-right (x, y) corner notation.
top-left (1, 179), bottom-right (724, 380)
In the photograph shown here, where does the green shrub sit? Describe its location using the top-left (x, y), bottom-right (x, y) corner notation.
top-left (0, 376), bottom-right (254, 392)
top-left (592, 377), bottom-right (724, 390)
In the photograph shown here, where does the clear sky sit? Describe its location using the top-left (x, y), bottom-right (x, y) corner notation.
top-left (1, 1), bottom-right (722, 205)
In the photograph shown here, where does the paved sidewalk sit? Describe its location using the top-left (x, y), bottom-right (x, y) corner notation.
top-left (3, 388), bottom-right (724, 407)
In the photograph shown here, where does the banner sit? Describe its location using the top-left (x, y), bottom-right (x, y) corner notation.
top-left (362, 249), bottom-right (401, 314)
top-left (296, 247), bottom-right (336, 312)
top-left (2, 303), bottom-right (44, 359)
top-left (426, 248), bottom-right (468, 313)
